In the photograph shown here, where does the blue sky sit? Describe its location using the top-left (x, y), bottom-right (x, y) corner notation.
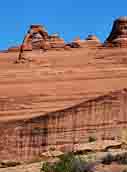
top-left (0, 0), bottom-right (127, 49)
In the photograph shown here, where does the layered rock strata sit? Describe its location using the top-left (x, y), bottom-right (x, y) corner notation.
top-left (20, 25), bottom-right (65, 52)
top-left (105, 16), bottom-right (127, 47)
top-left (0, 89), bottom-right (127, 161)
top-left (8, 25), bottom-right (65, 52)
top-left (68, 35), bottom-right (102, 49)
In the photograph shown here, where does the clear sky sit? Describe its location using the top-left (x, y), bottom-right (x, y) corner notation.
top-left (0, 0), bottom-right (127, 50)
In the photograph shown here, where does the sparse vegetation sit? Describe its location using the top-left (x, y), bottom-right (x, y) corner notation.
top-left (102, 152), bottom-right (127, 165)
top-left (114, 152), bottom-right (127, 164)
top-left (123, 169), bottom-right (127, 172)
top-left (49, 147), bottom-right (56, 151)
top-left (88, 136), bottom-right (97, 142)
top-left (0, 161), bottom-right (21, 168)
top-left (122, 168), bottom-right (127, 172)
top-left (41, 152), bottom-right (95, 172)
top-left (101, 153), bottom-right (114, 165)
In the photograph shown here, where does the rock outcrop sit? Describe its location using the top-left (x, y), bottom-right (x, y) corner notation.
top-left (105, 16), bottom-right (127, 47)
top-left (68, 35), bottom-right (102, 49)
top-left (8, 25), bottom-right (65, 52)
top-left (85, 35), bottom-right (102, 48)
top-left (7, 17), bottom-right (127, 53)
top-left (0, 89), bottom-right (127, 161)
top-left (8, 26), bottom-right (103, 53)
top-left (20, 25), bottom-right (65, 52)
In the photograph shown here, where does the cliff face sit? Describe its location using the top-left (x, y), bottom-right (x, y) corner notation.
top-left (0, 89), bottom-right (127, 161)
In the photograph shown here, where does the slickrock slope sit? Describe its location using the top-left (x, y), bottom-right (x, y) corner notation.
top-left (0, 47), bottom-right (127, 121)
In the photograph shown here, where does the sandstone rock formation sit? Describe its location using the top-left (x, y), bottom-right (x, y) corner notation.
top-left (23, 25), bottom-right (49, 51)
top-left (0, 89), bottom-right (127, 161)
top-left (1, 17), bottom-right (127, 162)
top-left (7, 26), bottom-right (66, 55)
top-left (105, 16), bottom-right (127, 47)
top-left (68, 35), bottom-right (102, 49)
top-left (10, 25), bottom-right (65, 54)
top-left (48, 33), bottom-right (65, 49)
top-left (85, 35), bottom-right (102, 48)
top-left (15, 25), bottom-right (66, 62)
top-left (85, 35), bottom-right (100, 42)
top-left (8, 26), bottom-right (103, 53)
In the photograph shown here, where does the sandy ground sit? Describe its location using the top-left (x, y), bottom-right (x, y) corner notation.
top-left (0, 162), bottom-right (42, 172)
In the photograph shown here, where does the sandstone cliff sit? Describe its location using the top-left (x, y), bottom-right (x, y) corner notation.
top-left (0, 89), bottom-right (126, 161)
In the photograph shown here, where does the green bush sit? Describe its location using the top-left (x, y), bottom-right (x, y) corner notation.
top-left (102, 152), bottom-right (127, 165)
top-left (114, 152), bottom-right (127, 164)
top-left (41, 153), bottom-right (94, 172)
top-left (101, 153), bottom-right (114, 165)
top-left (0, 161), bottom-right (21, 168)
top-left (88, 136), bottom-right (97, 142)
top-left (122, 169), bottom-right (127, 172)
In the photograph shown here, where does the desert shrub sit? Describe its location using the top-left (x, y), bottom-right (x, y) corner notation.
top-left (114, 152), bottom-right (127, 164)
top-left (102, 152), bottom-right (127, 165)
top-left (122, 169), bottom-right (127, 172)
top-left (42, 162), bottom-right (53, 172)
top-left (88, 136), bottom-right (97, 142)
top-left (0, 161), bottom-right (21, 168)
top-left (101, 153), bottom-right (114, 165)
top-left (41, 152), bottom-right (94, 172)
top-left (49, 147), bottom-right (56, 151)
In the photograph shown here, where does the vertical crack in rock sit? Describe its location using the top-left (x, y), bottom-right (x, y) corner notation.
top-left (0, 89), bottom-right (126, 161)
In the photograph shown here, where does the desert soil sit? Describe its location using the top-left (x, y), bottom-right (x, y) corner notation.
top-left (0, 162), bottom-right (42, 172)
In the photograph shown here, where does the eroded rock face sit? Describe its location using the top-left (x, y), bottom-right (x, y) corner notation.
top-left (8, 25), bottom-right (103, 53)
top-left (105, 17), bottom-right (127, 47)
top-left (85, 35), bottom-right (102, 48)
top-left (8, 25), bottom-right (65, 52)
top-left (68, 35), bottom-right (102, 49)
top-left (0, 89), bottom-right (127, 161)
top-left (23, 25), bottom-right (65, 51)
top-left (8, 17), bottom-right (127, 53)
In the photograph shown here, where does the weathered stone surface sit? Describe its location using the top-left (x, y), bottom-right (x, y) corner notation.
top-left (7, 26), bottom-right (103, 52)
top-left (7, 25), bottom-right (66, 52)
top-left (105, 16), bottom-right (127, 47)
top-left (85, 35), bottom-right (100, 42)
top-left (23, 25), bottom-right (49, 51)
top-left (0, 89), bottom-right (127, 161)
top-left (41, 150), bottom-right (64, 158)
top-left (74, 140), bottom-right (122, 152)
top-left (21, 25), bottom-right (65, 51)
top-left (85, 35), bottom-right (102, 48)
top-left (69, 35), bottom-right (102, 49)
